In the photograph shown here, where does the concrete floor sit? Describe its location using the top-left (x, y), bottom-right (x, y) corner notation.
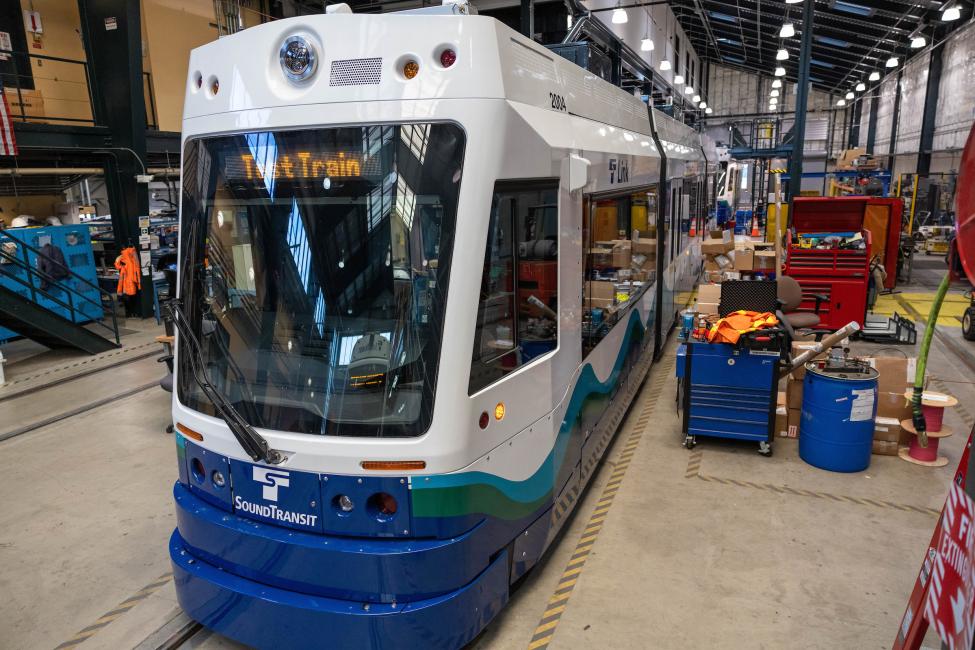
top-left (0, 258), bottom-right (972, 650)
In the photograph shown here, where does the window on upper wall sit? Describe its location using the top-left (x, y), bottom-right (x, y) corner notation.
top-left (469, 181), bottom-right (559, 395)
top-left (581, 187), bottom-right (658, 358)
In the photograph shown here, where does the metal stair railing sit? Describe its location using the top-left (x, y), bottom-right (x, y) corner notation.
top-left (0, 228), bottom-right (120, 345)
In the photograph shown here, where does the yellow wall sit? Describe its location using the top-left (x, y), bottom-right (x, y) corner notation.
top-left (142, 0), bottom-right (218, 131)
top-left (14, 0), bottom-right (91, 124)
top-left (0, 196), bottom-right (64, 226)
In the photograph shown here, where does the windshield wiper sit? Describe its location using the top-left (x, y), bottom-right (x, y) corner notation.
top-left (167, 300), bottom-right (284, 465)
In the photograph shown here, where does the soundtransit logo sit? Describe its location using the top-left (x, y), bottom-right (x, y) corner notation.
top-left (233, 466), bottom-right (319, 528)
top-left (253, 466), bottom-right (290, 501)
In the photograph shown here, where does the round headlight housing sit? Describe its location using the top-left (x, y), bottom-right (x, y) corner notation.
top-left (280, 35), bottom-right (318, 82)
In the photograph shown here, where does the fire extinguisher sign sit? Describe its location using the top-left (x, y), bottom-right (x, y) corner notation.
top-left (924, 481), bottom-right (975, 649)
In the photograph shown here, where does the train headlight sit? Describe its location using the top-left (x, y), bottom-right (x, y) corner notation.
top-left (280, 35), bottom-right (318, 82)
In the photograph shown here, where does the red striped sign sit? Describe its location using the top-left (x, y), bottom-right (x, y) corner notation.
top-left (0, 86), bottom-right (18, 156)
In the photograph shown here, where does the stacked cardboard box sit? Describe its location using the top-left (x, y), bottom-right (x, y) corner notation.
top-left (584, 280), bottom-right (617, 312)
top-left (695, 283), bottom-right (721, 316)
top-left (702, 231), bottom-right (734, 271)
top-left (775, 391), bottom-right (790, 438)
top-left (867, 356), bottom-right (916, 455)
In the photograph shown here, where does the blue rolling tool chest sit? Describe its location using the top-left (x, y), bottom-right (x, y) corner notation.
top-left (676, 331), bottom-right (786, 456)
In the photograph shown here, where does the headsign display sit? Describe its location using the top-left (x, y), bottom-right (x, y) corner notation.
top-left (226, 151), bottom-right (381, 181)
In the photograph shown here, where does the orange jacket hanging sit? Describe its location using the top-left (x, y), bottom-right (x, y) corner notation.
top-left (115, 247), bottom-right (142, 296)
top-left (707, 310), bottom-right (779, 345)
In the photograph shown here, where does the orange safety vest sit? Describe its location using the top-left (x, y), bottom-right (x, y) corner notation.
top-left (115, 246), bottom-right (142, 296)
top-left (706, 310), bottom-right (779, 345)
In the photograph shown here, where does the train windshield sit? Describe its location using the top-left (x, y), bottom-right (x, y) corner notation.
top-left (177, 124), bottom-right (465, 437)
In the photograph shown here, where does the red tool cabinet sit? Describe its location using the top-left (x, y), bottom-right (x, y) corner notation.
top-left (784, 197), bottom-right (900, 330)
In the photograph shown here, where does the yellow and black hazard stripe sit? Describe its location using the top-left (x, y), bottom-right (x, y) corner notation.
top-left (54, 572), bottom-right (173, 649)
top-left (769, 168), bottom-right (787, 174)
top-left (527, 360), bottom-right (672, 649)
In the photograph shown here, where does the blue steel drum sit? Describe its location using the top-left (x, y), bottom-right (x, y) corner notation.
top-left (799, 363), bottom-right (879, 472)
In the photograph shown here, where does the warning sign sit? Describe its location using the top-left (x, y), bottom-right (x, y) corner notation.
top-left (924, 481), bottom-right (975, 649)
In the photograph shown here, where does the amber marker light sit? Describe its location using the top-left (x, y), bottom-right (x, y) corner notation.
top-left (176, 423), bottom-right (204, 441)
top-left (494, 403), bottom-right (506, 421)
top-left (403, 60), bottom-right (420, 79)
top-left (360, 460), bottom-right (427, 471)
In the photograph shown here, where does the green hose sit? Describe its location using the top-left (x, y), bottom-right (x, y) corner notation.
top-left (912, 270), bottom-right (952, 447)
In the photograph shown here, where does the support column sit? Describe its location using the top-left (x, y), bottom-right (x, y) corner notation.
top-left (848, 96), bottom-right (863, 148)
top-left (866, 93), bottom-right (879, 154)
top-left (917, 44), bottom-right (943, 175)
top-left (888, 69), bottom-right (904, 172)
top-left (78, 0), bottom-right (153, 318)
top-left (520, 0), bottom-right (534, 39)
top-left (786, 0), bottom-right (814, 206)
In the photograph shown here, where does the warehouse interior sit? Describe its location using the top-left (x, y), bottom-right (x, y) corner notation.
top-left (1, 1), bottom-right (975, 649)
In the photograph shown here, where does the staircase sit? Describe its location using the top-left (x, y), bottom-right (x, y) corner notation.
top-left (0, 229), bottom-right (120, 354)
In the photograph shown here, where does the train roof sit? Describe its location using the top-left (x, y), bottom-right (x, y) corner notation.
top-left (650, 109), bottom-right (704, 162)
top-left (183, 12), bottom-right (654, 137)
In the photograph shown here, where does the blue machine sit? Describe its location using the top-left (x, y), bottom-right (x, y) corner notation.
top-left (0, 225), bottom-right (102, 342)
top-left (677, 337), bottom-right (782, 455)
top-left (799, 362), bottom-right (879, 472)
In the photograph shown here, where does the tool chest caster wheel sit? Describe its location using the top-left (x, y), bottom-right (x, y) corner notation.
top-left (758, 441), bottom-right (772, 457)
top-left (683, 435), bottom-right (696, 450)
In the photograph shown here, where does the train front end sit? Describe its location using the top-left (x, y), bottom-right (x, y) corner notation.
top-left (170, 10), bottom-right (521, 648)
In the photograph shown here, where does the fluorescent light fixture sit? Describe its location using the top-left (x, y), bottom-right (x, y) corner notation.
top-left (699, 101), bottom-right (707, 109)
top-left (684, 86), bottom-right (694, 94)
top-left (705, 107), bottom-right (713, 114)
top-left (774, 66), bottom-right (786, 77)
top-left (612, 7), bottom-right (628, 24)
top-left (845, 91), bottom-right (854, 99)
top-left (567, 15), bottom-right (573, 29)
top-left (776, 48), bottom-right (789, 60)
top-left (943, 2), bottom-right (961, 21)
top-left (780, 23), bottom-right (796, 38)
top-left (674, 74), bottom-right (685, 84)
top-left (641, 38), bottom-right (654, 52)
top-left (786, 0), bottom-right (803, 4)
top-left (693, 94), bottom-right (701, 102)
top-left (911, 35), bottom-right (927, 48)
top-left (772, 79), bottom-right (783, 88)
top-left (886, 56), bottom-right (899, 67)
top-left (855, 81), bottom-right (866, 91)
top-left (869, 71), bottom-right (881, 81)
top-left (770, 89), bottom-right (780, 98)
top-left (837, 98), bottom-right (847, 106)
top-left (660, 59), bottom-right (672, 71)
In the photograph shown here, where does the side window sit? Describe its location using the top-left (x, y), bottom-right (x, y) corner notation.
top-left (582, 187), bottom-right (658, 358)
top-left (469, 181), bottom-right (559, 395)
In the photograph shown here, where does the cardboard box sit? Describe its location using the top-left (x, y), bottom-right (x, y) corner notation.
top-left (777, 391), bottom-right (786, 408)
top-left (704, 253), bottom-right (733, 271)
top-left (696, 302), bottom-right (719, 315)
top-left (733, 249), bottom-right (754, 271)
top-left (866, 356), bottom-right (916, 420)
top-left (786, 377), bottom-right (804, 410)
top-left (585, 297), bottom-right (615, 311)
top-left (701, 238), bottom-right (735, 255)
top-left (873, 416), bottom-right (904, 444)
top-left (754, 250), bottom-right (777, 271)
top-left (697, 283), bottom-right (721, 304)
top-left (785, 407), bottom-right (801, 438)
top-left (610, 240), bottom-right (632, 268)
top-left (632, 237), bottom-right (656, 256)
top-left (775, 405), bottom-right (789, 438)
top-left (872, 440), bottom-right (901, 456)
top-left (586, 280), bottom-right (616, 301)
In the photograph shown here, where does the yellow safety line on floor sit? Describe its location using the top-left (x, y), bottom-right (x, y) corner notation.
top-left (526, 358), bottom-right (673, 650)
top-left (53, 572), bottom-right (174, 649)
top-left (683, 450), bottom-right (941, 516)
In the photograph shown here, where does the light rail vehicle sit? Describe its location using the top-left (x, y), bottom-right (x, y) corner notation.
top-left (168, 4), bottom-right (715, 647)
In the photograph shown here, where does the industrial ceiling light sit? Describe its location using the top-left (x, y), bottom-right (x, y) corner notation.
top-left (770, 89), bottom-right (780, 97)
top-left (837, 98), bottom-right (847, 106)
top-left (674, 74), bottom-right (685, 84)
top-left (942, 1), bottom-right (961, 21)
top-left (869, 71), bottom-right (881, 81)
top-left (845, 91), bottom-right (854, 99)
top-left (693, 94), bottom-right (701, 102)
top-left (855, 81), bottom-right (866, 91)
top-left (641, 37), bottom-right (654, 51)
top-left (772, 79), bottom-right (783, 88)
top-left (699, 101), bottom-right (707, 109)
top-left (660, 59), bottom-right (672, 71)
top-left (886, 56), bottom-right (899, 67)
top-left (684, 85), bottom-right (695, 94)
top-left (776, 48), bottom-right (789, 60)
top-left (780, 22), bottom-right (796, 38)
top-left (911, 34), bottom-right (927, 48)
top-left (612, 6), bottom-right (628, 24)
top-left (770, 97), bottom-right (778, 105)
top-left (774, 66), bottom-right (786, 76)
top-left (705, 107), bottom-right (713, 114)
